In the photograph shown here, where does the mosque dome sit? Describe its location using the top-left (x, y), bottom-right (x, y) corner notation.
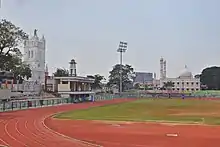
top-left (179, 66), bottom-right (193, 78)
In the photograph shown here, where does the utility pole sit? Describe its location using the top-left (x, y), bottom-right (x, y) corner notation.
top-left (117, 41), bottom-right (127, 96)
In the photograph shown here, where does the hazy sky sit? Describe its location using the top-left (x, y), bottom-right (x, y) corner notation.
top-left (1, 0), bottom-right (220, 79)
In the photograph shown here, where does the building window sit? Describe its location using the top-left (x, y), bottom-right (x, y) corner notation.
top-left (31, 51), bottom-right (33, 58)
top-left (186, 88), bottom-right (189, 91)
top-left (7, 81), bottom-right (12, 84)
top-left (172, 88), bottom-right (175, 90)
top-left (186, 82), bottom-right (189, 85)
top-left (177, 88), bottom-right (179, 90)
top-left (196, 82), bottom-right (199, 85)
top-left (191, 82), bottom-right (194, 85)
top-left (191, 88), bottom-right (194, 91)
top-left (28, 51), bottom-right (30, 58)
top-left (196, 88), bottom-right (199, 91)
top-left (38, 63), bottom-right (40, 67)
top-left (177, 82), bottom-right (179, 85)
top-left (62, 81), bottom-right (68, 84)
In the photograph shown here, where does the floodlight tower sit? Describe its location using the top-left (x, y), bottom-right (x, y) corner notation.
top-left (117, 41), bottom-right (128, 96)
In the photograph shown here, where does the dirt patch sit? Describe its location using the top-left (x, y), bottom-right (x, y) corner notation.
top-left (92, 120), bottom-right (203, 126)
top-left (171, 112), bottom-right (220, 117)
top-left (92, 120), bottom-right (136, 125)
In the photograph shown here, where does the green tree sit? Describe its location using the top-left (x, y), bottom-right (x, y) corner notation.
top-left (200, 66), bottom-right (220, 90)
top-left (108, 64), bottom-right (135, 92)
top-left (54, 68), bottom-right (69, 77)
top-left (163, 81), bottom-right (174, 90)
top-left (194, 74), bottom-right (201, 79)
top-left (134, 83), bottom-right (140, 89)
top-left (13, 63), bottom-right (32, 83)
top-left (0, 19), bottom-right (31, 82)
top-left (87, 74), bottom-right (105, 89)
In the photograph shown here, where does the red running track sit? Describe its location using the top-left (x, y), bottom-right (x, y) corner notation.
top-left (0, 98), bottom-right (133, 147)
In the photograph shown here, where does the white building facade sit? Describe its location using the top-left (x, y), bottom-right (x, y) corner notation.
top-left (160, 67), bottom-right (200, 92)
top-left (23, 29), bottom-right (46, 84)
top-left (158, 57), bottom-right (200, 92)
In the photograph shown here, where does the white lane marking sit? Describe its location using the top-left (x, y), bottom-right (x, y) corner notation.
top-left (15, 119), bottom-right (45, 147)
top-left (0, 119), bottom-right (10, 147)
top-left (25, 120), bottom-right (48, 142)
top-left (4, 119), bottom-right (28, 147)
top-left (42, 114), bottom-right (103, 147)
top-left (34, 118), bottom-right (66, 140)
top-left (166, 133), bottom-right (178, 137)
top-left (0, 138), bottom-right (9, 147)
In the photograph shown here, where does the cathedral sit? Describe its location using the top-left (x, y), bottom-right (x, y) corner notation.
top-left (23, 29), bottom-right (46, 84)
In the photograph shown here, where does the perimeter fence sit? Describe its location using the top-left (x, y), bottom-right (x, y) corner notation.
top-left (1, 91), bottom-right (219, 112)
top-left (0, 93), bottom-right (136, 112)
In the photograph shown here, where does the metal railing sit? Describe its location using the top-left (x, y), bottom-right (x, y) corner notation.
top-left (4, 91), bottom-right (215, 112)
top-left (0, 97), bottom-right (71, 112)
top-left (0, 94), bottom-right (123, 112)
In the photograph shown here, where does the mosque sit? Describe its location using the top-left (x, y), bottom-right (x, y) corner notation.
top-left (158, 57), bottom-right (200, 92)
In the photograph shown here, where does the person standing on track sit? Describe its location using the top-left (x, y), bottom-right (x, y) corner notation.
top-left (181, 93), bottom-right (185, 99)
top-left (168, 93), bottom-right (171, 98)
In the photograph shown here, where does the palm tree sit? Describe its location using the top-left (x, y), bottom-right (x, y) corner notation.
top-left (134, 83), bottom-right (140, 89)
top-left (87, 74), bottom-right (105, 90)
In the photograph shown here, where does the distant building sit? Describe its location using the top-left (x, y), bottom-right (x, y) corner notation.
top-left (45, 75), bottom-right (54, 91)
top-left (158, 57), bottom-right (200, 92)
top-left (53, 59), bottom-right (95, 98)
top-left (0, 71), bottom-right (13, 99)
top-left (53, 76), bottom-right (95, 98)
top-left (134, 72), bottom-right (153, 85)
top-left (160, 66), bottom-right (200, 92)
top-left (0, 71), bottom-right (14, 89)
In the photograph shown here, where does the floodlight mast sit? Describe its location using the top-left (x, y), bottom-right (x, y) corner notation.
top-left (117, 41), bottom-right (127, 96)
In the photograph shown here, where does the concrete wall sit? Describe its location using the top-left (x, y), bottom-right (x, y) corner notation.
top-left (0, 89), bottom-right (11, 99)
top-left (58, 83), bottom-right (70, 92)
top-left (13, 82), bottom-right (41, 93)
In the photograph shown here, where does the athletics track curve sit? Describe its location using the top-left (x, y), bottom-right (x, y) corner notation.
top-left (0, 98), bottom-right (132, 147)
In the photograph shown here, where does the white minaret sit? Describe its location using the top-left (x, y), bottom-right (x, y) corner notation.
top-left (23, 29), bottom-right (46, 84)
top-left (163, 60), bottom-right (166, 78)
top-left (160, 57), bottom-right (164, 79)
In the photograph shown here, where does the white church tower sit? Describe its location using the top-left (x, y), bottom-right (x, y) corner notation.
top-left (23, 29), bottom-right (46, 84)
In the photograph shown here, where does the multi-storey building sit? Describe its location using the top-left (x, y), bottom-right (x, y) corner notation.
top-left (160, 67), bottom-right (200, 92)
top-left (133, 72), bottom-right (153, 85)
top-left (53, 59), bottom-right (95, 99)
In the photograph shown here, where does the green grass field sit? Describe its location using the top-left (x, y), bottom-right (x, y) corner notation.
top-left (55, 99), bottom-right (220, 125)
